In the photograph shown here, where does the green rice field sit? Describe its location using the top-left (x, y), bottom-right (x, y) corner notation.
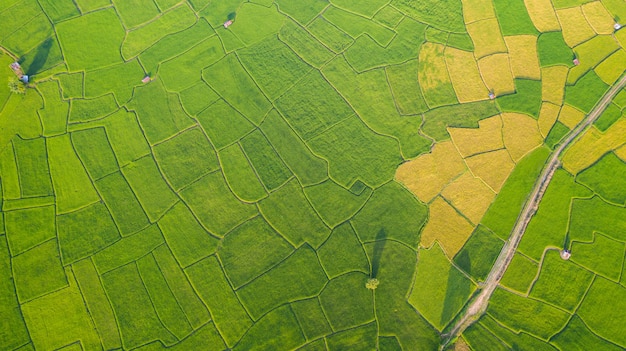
top-left (1, 0), bottom-right (626, 350)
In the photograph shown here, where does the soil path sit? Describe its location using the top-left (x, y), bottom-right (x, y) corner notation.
top-left (441, 73), bottom-right (626, 349)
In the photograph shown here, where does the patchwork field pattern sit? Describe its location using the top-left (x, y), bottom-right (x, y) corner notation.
top-left (1, 0), bottom-right (626, 349)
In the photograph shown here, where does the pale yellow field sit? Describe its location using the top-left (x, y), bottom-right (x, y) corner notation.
top-left (595, 49), bottom-right (626, 85)
top-left (558, 104), bottom-right (586, 129)
top-left (419, 196), bottom-right (475, 258)
top-left (418, 43), bottom-right (455, 98)
top-left (541, 65), bottom-right (568, 105)
top-left (465, 149), bottom-right (515, 192)
top-left (441, 171), bottom-right (496, 225)
top-left (538, 102), bottom-right (561, 137)
top-left (582, 1), bottom-right (616, 35)
top-left (524, 0), bottom-right (560, 32)
top-left (502, 113), bottom-right (543, 162)
top-left (478, 54), bottom-right (515, 95)
top-left (556, 7), bottom-right (596, 47)
top-left (568, 35), bottom-right (619, 84)
top-left (466, 18), bottom-right (507, 59)
top-left (615, 145), bottom-right (626, 162)
top-left (563, 118), bottom-right (626, 173)
top-left (616, 28), bottom-right (626, 48)
top-left (448, 115), bottom-right (504, 158)
top-left (504, 35), bottom-right (541, 80)
top-left (462, 0), bottom-right (496, 23)
top-left (445, 47), bottom-right (490, 103)
top-left (395, 141), bottom-right (466, 203)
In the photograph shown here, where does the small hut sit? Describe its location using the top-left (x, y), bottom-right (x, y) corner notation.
top-left (488, 91), bottom-right (496, 100)
top-left (560, 249), bottom-right (571, 260)
top-left (615, 23), bottom-right (622, 30)
top-left (224, 20), bottom-right (233, 28)
top-left (573, 58), bottom-right (580, 66)
top-left (9, 62), bottom-right (28, 84)
top-left (142, 75), bottom-right (151, 84)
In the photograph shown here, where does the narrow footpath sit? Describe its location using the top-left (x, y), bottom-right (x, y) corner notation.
top-left (441, 72), bottom-right (626, 349)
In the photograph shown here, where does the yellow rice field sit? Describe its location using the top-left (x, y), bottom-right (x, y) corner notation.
top-left (556, 7), bottom-right (596, 48)
top-left (501, 113), bottom-right (543, 162)
top-left (505, 35), bottom-right (541, 80)
top-left (395, 141), bottom-right (466, 203)
top-left (558, 104), bottom-right (586, 130)
top-left (568, 35), bottom-right (619, 84)
top-left (541, 65), bottom-right (568, 105)
top-left (466, 18), bottom-right (507, 59)
top-left (524, 0), bottom-right (560, 32)
top-left (615, 145), bottom-right (626, 162)
top-left (448, 115), bottom-right (504, 158)
top-left (582, 1), bottom-right (616, 35)
top-left (461, 0), bottom-right (496, 24)
top-left (478, 54), bottom-right (515, 95)
top-left (595, 50), bottom-right (626, 85)
top-left (563, 118), bottom-right (626, 173)
top-left (465, 149), bottom-right (516, 192)
top-left (445, 47), bottom-right (490, 103)
top-left (420, 197), bottom-right (475, 258)
top-left (616, 28), bottom-right (626, 48)
top-left (538, 102), bottom-right (561, 137)
top-left (441, 171), bottom-right (496, 225)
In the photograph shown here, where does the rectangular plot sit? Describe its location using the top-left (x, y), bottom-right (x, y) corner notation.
top-left (158, 202), bottom-right (218, 268)
top-left (574, 277), bottom-right (626, 346)
top-left (74, 0), bottom-right (109, 12)
top-left (152, 245), bottom-right (210, 329)
top-left (92, 224), bottom-right (163, 274)
top-left (307, 17), bottom-right (353, 53)
top-left (5, 205), bottom-right (55, 256)
top-left (95, 172), bottom-right (149, 235)
top-left (136, 253), bottom-right (193, 339)
top-left (72, 258), bottom-right (122, 350)
top-left (56, 72), bottom-right (83, 100)
top-left (0, 236), bottom-right (30, 349)
top-left (37, 79), bottom-right (68, 136)
top-left (233, 305), bottom-right (305, 351)
top-left (84, 59), bottom-right (145, 104)
top-left (291, 298), bottom-right (332, 341)
top-left (203, 54), bottom-right (271, 124)
top-left (467, 18), bottom-right (507, 59)
top-left (13, 239), bottom-right (67, 302)
top-left (100, 110), bottom-right (151, 167)
top-left (38, 0), bottom-right (79, 23)
top-left (278, 20), bottom-right (334, 69)
top-left (69, 94), bottom-right (119, 123)
top-left (2, 196), bottom-right (54, 212)
top-left (304, 180), bottom-right (372, 229)
top-left (153, 127), bottom-right (219, 191)
top-left (122, 155), bottom-right (177, 222)
top-left (138, 19), bottom-right (214, 74)
top-left (58, 202), bottom-right (120, 265)
top-left (237, 246), bottom-right (328, 319)
top-left (185, 256), bottom-right (253, 347)
top-left (276, 0), bottom-right (327, 25)
top-left (113, 0), bottom-right (159, 29)
top-left (0, 143), bottom-right (20, 200)
top-left (197, 99), bottom-right (255, 149)
top-left (102, 263), bottom-right (176, 349)
top-left (323, 6), bottom-right (395, 46)
top-left (121, 4), bottom-right (197, 58)
top-left (240, 130), bottom-right (292, 191)
top-left (386, 60), bottom-right (429, 114)
top-left (453, 225), bottom-right (504, 282)
top-left (13, 137), bottom-right (53, 197)
top-left (47, 134), bottom-right (100, 214)
top-left (2, 13), bottom-right (53, 55)
top-left (71, 127), bottom-right (119, 180)
top-left (218, 143), bottom-right (268, 202)
top-left (493, 0), bottom-right (539, 35)
top-left (179, 81), bottom-right (219, 116)
top-left (445, 47), bottom-right (489, 103)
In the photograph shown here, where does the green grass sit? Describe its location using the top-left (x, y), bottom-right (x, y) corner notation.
top-left (454, 225), bottom-right (505, 282)
top-left (13, 137), bottom-right (53, 197)
top-left (537, 32), bottom-right (574, 67)
top-left (422, 100), bottom-right (500, 141)
top-left (158, 202), bottom-right (219, 268)
top-left (493, 0), bottom-right (539, 35)
top-left (571, 233), bottom-right (625, 281)
top-left (352, 181), bottom-right (428, 248)
top-left (529, 250), bottom-right (594, 311)
top-left (153, 127), bottom-right (219, 191)
top-left (320, 272), bottom-right (375, 330)
top-left (304, 179), bottom-right (372, 228)
top-left (565, 70), bottom-right (610, 113)
top-left (95, 172), bottom-right (150, 235)
top-left (56, 8), bottom-right (125, 70)
top-left (179, 171), bottom-right (257, 237)
top-left (317, 223), bottom-right (369, 278)
top-left (496, 79), bottom-right (543, 118)
top-left (259, 179), bottom-right (330, 247)
top-left (13, 239), bottom-right (67, 302)
top-left (408, 244), bottom-right (476, 331)
top-left (577, 152), bottom-right (626, 205)
top-left (237, 245), bottom-right (327, 319)
top-left (57, 202), bottom-right (120, 264)
top-left (185, 255), bottom-right (253, 347)
top-left (578, 277), bottom-right (626, 347)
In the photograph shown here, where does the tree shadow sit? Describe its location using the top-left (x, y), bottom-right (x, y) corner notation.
top-left (440, 251), bottom-right (472, 327)
top-left (227, 12), bottom-right (236, 21)
top-left (22, 37), bottom-right (53, 76)
top-left (370, 228), bottom-right (387, 278)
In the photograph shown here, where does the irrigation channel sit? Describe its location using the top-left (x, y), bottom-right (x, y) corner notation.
top-left (441, 72), bottom-right (626, 350)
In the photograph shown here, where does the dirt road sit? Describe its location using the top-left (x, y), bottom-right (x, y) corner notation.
top-left (441, 73), bottom-right (626, 349)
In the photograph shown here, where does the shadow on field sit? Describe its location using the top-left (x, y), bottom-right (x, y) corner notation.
top-left (371, 228), bottom-right (387, 278)
top-left (23, 38), bottom-right (53, 76)
top-left (440, 250), bottom-right (472, 327)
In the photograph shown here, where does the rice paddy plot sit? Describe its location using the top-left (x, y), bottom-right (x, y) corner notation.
top-left (541, 66), bottom-right (569, 105)
top-left (422, 100), bottom-right (500, 141)
top-left (441, 171), bottom-right (497, 225)
top-left (497, 79), bottom-right (543, 119)
top-left (466, 149), bottom-right (516, 192)
top-left (493, 0), bottom-right (539, 35)
top-left (453, 225), bottom-right (504, 281)
top-left (524, 0), bottom-right (561, 32)
top-left (37, 80), bottom-right (69, 136)
top-left (499, 252), bottom-right (539, 293)
top-left (571, 233), bottom-right (625, 281)
top-left (449, 116), bottom-right (503, 158)
top-left (463, 322), bottom-right (510, 351)
top-left (505, 35), bottom-right (541, 80)
top-left (12, 239), bottom-right (67, 303)
top-left (461, 0), bottom-right (496, 24)
top-left (319, 271), bottom-right (375, 331)
top-left (69, 94), bottom-right (119, 123)
top-left (241, 130), bottom-right (293, 191)
top-left (386, 60), bottom-right (429, 115)
top-left (539, 102), bottom-right (562, 138)
top-left (568, 35), bottom-right (619, 84)
top-left (577, 277), bottom-right (626, 347)
top-left (317, 223), bottom-right (369, 278)
top-left (550, 315), bottom-right (624, 351)
top-left (84, 60), bottom-right (144, 104)
top-left (12, 137), bottom-right (53, 197)
top-left (373, 5), bottom-right (405, 28)
top-left (218, 143), bottom-right (268, 202)
top-left (564, 69), bottom-right (610, 113)
top-left (291, 298), bottom-right (333, 341)
top-left (577, 151), bottom-right (626, 205)
top-left (466, 18), bottom-right (508, 59)
top-left (444, 47), bottom-right (490, 103)
top-left (502, 112), bottom-right (543, 161)
top-left (418, 43), bottom-right (459, 108)
top-left (56, 72), bottom-right (84, 100)
top-left (568, 196), bottom-right (626, 243)
top-left (304, 179), bottom-right (372, 228)
top-left (227, 3), bottom-right (285, 46)
top-left (306, 17), bottom-right (354, 54)
top-left (95, 172), bottom-right (150, 236)
top-left (595, 49), bottom-right (626, 85)
top-left (179, 82), bottom-right (220, 116)
top-left (408, 243), bottom-right (476, 331)
top-left (518, 169), bottom-right (592, 261)
top-left (323, 6), bottom-right (396, 46)
top-left (232, 305), bottom-right (305, 351)
top-left (582, 1), bottom-right (616, 35)
top-left (420, 196), bottom-right (475, 258)
top-left (38, 0), bottom-right (79, 23)
top-left (478, 315), bottom-right (558, 351)
top-left (279, 20), bottom-right (334, 69)
top-left (112, 0), bottom-right (159, 29)
top-left (391, 0), bottom-right (466, 33)
top-left (275, 0), bottom-right (327, 25)
top-left (5, 205), bottom-right (55, 256)
top-left (478, 54), bottom-right (516, 96)
top-left (556, 7), bottom-right (596, 47)
top-left (537, 32), bottom-right (574, 67)
top-left (594, 102), bottom-right (623, 132)
top-left (562, 118), bottom-right (626, 174)
top-left (352, 181), bottom-right (428, 248)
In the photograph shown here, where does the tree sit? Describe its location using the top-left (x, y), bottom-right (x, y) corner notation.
top-left (365, 278), bottom-right (379, 290)
top-left (8, 77), bottom-right (25, 94)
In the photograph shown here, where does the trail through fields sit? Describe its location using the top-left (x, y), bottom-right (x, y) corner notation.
top-left (441, 72), bottom-right (626, 349)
